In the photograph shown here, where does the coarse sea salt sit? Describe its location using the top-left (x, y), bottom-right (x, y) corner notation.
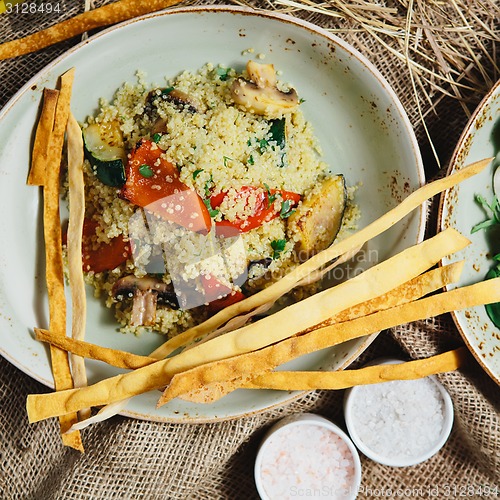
top-left (349, 377), bottom-right (445, 461)
top-left (259, 423), bottom-right (356, 500)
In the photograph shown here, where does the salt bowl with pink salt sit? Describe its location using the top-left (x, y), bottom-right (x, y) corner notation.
top-left (254, 413), bottom-right (361, 500)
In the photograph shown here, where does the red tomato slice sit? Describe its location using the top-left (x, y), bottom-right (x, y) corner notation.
top-left (210, 186), bottom-right (300, 235)
top-left (207, 290), bottom-right (246, 313)
top-left (121, 139), bottom-right (211, 233)
top-left (201, 274), bottom-right (245, 313)
top-left (82, 219), bottom-right (130, 273)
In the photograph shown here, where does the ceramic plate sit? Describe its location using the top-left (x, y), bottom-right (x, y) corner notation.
top-left (0, 6), bottom-right (425, 422)
top-left (439, 79), bottom-right (500, 386)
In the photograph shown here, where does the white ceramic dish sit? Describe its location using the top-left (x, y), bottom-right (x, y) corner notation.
top-left (0, 6), bottom-right (425, 422)
top-left (343, 358), bottom-right (454, 467)
top-left (254, 413), bottom-right (361, 500)
top-left (439, 79), bottom-right (500, 386)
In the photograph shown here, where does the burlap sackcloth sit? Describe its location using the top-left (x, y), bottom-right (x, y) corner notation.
top-left (0, 1), bottom-right (498, 498)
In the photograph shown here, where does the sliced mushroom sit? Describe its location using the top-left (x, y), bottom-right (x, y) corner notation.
top-left (230, 61), bottom-right (299, 117)
top-left (112, 275), bottom-right (179, 326)
top-left (247, 257), bottom-right (273, 278)
top-left (246, 61), bottom-right (277, 88)
top-left (151, 116), bottom-right (168, 135)
top-left (167, 88), bottom-right (201, 113)
top-left (145, 87), bottom-right (200, 115)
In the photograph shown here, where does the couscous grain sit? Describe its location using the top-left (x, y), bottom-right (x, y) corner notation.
top-left (71, 60), bottom-right (358, 337)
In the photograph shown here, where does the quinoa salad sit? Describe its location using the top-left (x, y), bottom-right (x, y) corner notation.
top-left (71, 60), bottom-right (359, 337)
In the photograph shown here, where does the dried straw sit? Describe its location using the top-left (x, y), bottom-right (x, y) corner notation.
top-left (266, 0), bottom-right (499, 166)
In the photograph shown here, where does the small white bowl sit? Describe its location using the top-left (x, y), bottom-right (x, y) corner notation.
top-left (255, 413), bottom-right (362, 500)
top-left (343, 358), bottom-right (454, 467)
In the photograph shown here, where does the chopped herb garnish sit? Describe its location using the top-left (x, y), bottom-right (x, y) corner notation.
top-left (471, 194), bottom-right (500, 233)
top-left (203, 198), bottom-right (220, 218)
top-left (280, 199), bottom-right (295, 219)
top-left (161, 86), bottom-right (175, 95)
top-left (138, 164), bottom-right (154, 178)
top-left (247, 138), bottom-right (253, 147)
top-left (193, 168), bottom-right (204, 180)
top-left (268, 119), bottom-right (287, 167)
top-left (264, 183), bottom-right (277, 207)
top-left (269, 118), bottom-right (286, 149)
top-left (223, 156), bottom-right (233, 167)
top-left (215, 67), bottom-right (231, 81)
top-left (152, 133), bottom-right (162, 143)
top-left (299, 98), bottom-right (306, 104)
top-left (248, 155), bottom-right (255, 166)
top-left (204, 176), bottom-right (213, 198)
top-left (259, 138), bottom-right (269, 153)
top-left (271, 239), bottom-right (287, 259)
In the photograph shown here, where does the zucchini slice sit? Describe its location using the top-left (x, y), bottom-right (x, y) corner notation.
top-left (269, 118), bottom-right (286, 167)
top-left (83, 123), bottom-right (127, 187)
top-left (288, 174), bottom-right (347, 261)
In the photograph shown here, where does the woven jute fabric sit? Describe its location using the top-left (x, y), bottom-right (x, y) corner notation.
top-left (0, 1), bottom-right (499, 498)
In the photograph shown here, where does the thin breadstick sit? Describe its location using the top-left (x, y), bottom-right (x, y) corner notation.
top-left (150, 158), bottom-right (491, 360)
top-left (35, 262), bottom-right (463, 373)
top-left (27, 88), bottom-right (59, 186)
top-left (66, 112), bottom-right (89, 420)
top-left (26, 255), bottom-right (495, 423)
top-left (42, 68), bottom-right (83, 451)
top-left (154, 229), bottom-right (469, 370)
top-left (0, 0), bottom-right (184, 61)
top-left (157, 277), bottom-right (500, 406)
top-left (179, 261), bottom-right (465, 403)
top-left (185, 244), bottom-right (364, 352)
top-left (241, 348), bottom-right (468, 390)
top-left (31, 161), bottom-right (489, 428)
top-left (35, 328), bottom-right (156, 370)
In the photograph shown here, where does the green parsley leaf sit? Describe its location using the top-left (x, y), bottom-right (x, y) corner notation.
top-left (215, 67), bottom-right (231, 81)
top-left (248, 155), bottom-right (255, 166)
top-left (193, 168), bottom-right (204, 180)
top-left (271, 239), bottom-right (287, 259)
top-left (471, 194), bottom-right (500, 233)
top-left (280, 199), bottom-right (295, 219)
top-left (264, 183), bottom-right (277, 207)
top-left (259, 138), bottom-right (269, 153)
top-left (203, 198), bottom-right (219, 218)
top-left (204, 175), bottom-right (215, 199)
top-left (138, 164), bottom-right (154, 178)
top-left (223, 156), bottom-right (233, 167)
top-left (161, 87), bottom-right (175, 95)
top-left (152, 133), bottom-right (162, 143)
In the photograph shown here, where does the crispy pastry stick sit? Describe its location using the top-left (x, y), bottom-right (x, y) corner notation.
top-left (35, 262), bottom-right (464, 372)
top-left (150, 158), bottom-right (492, 360)
top-left (157, 278), bottom-right (500, 406)
top-left (26, 235), bottom-right (484, 422)
top-left (241, 348), bottom-right (469, 391)
top-left (35, 329), bottom-right (156, 370)
top-left (0, 0), bottom-right (184, 61)
top-left (66, 112), bottom-right (89, 420)
top-left (27, 88), bottom-right (59, 186)
top-left (179, 261), bottom-right (465, 403)
top-left (41, 68), bottom-right (83, 451)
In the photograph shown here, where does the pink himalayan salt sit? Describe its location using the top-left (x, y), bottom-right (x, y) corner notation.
top-left (259, 424), bottom-right (356, 500)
